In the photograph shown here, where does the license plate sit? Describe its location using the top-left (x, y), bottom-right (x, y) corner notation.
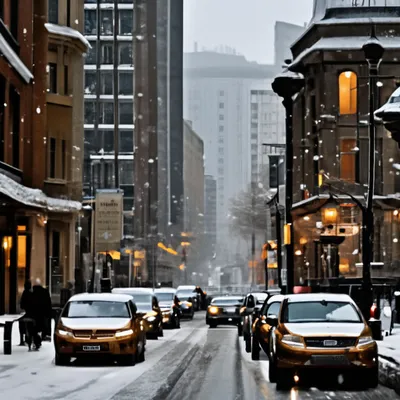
top-left (311, 355), bottom-right (349, 366)
top-left (83, 345), bottom-right (100, 351)
top-left (226, 307), bottom-right (236, 312)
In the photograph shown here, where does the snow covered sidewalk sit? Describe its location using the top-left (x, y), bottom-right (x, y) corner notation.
top-left (378, 324), bottom-right (400, 394)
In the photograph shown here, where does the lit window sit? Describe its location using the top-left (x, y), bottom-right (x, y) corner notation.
top-left (339, 71), bottom-right (357, 115)
top-left (340, 139), bottom-right (356, 182)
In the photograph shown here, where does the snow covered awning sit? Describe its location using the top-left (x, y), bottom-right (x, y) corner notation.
top-left (45, 23), bottom-right (90, 50)
top-left (0, 173), bottom-right (82, 213)
top-left (0, 34), bottom-right (33, 83)
top-left (289, 36), bottom-right (400, 71)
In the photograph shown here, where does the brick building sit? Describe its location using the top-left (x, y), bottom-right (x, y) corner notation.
top-left (0, 0), bottom-right (87, 313)
top-left (287, 1), bottom-right (400, 285)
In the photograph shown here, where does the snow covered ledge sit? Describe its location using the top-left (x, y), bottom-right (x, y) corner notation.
top-left (0, 173), bottom-right (81, 213)
top-left (45, 23), bottom-right (91, 51)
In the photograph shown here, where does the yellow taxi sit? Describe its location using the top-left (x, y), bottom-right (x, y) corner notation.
top-left (54, 293), bottom-right (146, 366)
top-left (268, 293), bottom-right (379, 389)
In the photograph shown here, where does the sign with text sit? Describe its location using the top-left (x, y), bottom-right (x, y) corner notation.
top-left (95, 190), bottom-right (123, 252)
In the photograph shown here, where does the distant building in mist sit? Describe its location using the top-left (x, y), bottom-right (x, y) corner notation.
top-left (274, 21), bottom-right (306, 66)
top-left (204, 175), bottom-right (217, 256)
top-left (183, 51), bottom-right (278, 261)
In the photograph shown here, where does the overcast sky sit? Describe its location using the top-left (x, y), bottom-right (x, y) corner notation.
top-left (183, 0), bottom-right (313, 64)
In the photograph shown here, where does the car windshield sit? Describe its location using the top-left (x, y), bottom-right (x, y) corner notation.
top-left (63, 301), bottom-right (130, 318)
top-left (176, 291), bottom-right (196, 300)
top-left (212, 298), bottom-right (243, 306)
top-left (136, 303), bottom-right (153, 313)
top-left (156, 293), bottom-right (174, 302)
top-left (283, 301), bottom-right (362, 323)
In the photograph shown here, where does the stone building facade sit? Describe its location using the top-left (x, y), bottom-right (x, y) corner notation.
top-left (288, 1), bottom-right (400, 285)
top-left (0, 0), bottom-right (87, 313)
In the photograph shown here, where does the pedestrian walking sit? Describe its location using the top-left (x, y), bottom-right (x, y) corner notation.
top-left (19, 281), bottom-right (32, 346)
top-left (20, 280), bottom-right (41, 351)
top-left (32, 279), bottom-right (52, 345)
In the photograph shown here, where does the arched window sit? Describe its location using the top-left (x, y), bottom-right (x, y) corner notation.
top-left (339, 71), bottom-right (357, 115)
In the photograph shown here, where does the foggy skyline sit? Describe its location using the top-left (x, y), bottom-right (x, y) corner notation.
top-left (183, 0), bottom-right (313, 64)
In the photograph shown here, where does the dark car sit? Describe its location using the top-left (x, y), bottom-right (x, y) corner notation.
top-left (240, 290), bottom-right (280, 353)
top-left (206, 296), bottom-right (244, 328)
top-left (112, 288), bottom-right (163, 339)
top-left (154, 288), bottom-right (181, 329)
top-left (176, 286), bottom-right (200, 311)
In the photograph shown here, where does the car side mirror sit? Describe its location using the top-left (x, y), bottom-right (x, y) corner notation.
top-left (266, 315), bottom-right (278, 327)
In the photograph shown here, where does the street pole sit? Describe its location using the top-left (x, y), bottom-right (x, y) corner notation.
top-left (272, 65), bottom-right (304, 295)
top-left (113, 0), bottom-right (119, 189)
top-left (251, 181), bottom-right (256, 288)
top-left (361, 28), bottom-right (384, 320)
top-left (275, 166), bottom-right (283, 291)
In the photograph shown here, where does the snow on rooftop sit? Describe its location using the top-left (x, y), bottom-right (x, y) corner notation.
top-left (289, 36), bottom-right (400, 70)
top-left (0, 34), bottom-right (33, 83)
top-left (45, 23), bottom-right (90, 50)
top-left (0, 173), bottom-right (81, 213)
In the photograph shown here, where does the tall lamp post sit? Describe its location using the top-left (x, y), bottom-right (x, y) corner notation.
top-left (361, 28), bottom-right (384, 320)
top-left (272, 66), bottom-right (304, 294)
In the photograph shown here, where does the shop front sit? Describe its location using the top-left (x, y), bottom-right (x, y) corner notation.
top-left (292, 195), bottom-right (400, 287)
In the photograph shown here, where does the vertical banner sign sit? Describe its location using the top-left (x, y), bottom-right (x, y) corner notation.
top-left (95, 190), bottom-right (123, 252)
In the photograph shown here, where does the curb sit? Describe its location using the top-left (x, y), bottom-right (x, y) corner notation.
top-left (379, 354), bottom-right (400, 395)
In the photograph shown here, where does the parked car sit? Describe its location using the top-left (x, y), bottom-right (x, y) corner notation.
top-left (112, 288), bottom-right (163, 339)
top-left (54, 293), bottom-right (146, 366)
top-left (267, 293), bottom-right (379, 390)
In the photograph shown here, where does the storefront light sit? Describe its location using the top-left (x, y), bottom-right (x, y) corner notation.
top-left (394, 210), bottom-right (399, 216)
top-left (322, 208), bottom-right (337, 224)
top-left (295, 250), bottom-right (302, 256)
top-left (303, 216), bottom-right (310, 221)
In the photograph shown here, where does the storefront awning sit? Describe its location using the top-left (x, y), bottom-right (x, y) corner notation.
top-left (0, 173), bottom-right (81, 213)
top-left (292, 194), bottom-right (400, 219)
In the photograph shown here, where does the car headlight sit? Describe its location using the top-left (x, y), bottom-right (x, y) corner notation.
top-left (186, 302), bottom-right (193, 307)
top-left (358, 336), bottom-right (375, 347)
top-left (57, 327), bottom-right (73, 337)
top-left (208, 306), bottom-right (219, 314)
top-left (115, 329), bottom-right (134, 338)
top-left (146, 316), bottom-right (156, 322)
top-left (281, 334), bottom-right (305, 348)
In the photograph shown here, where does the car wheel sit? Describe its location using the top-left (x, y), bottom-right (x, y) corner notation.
top-left (245, 335), bottom-right (251, 353)
top-left (209, 322), bottom-right (217, 328)
top-left (238, 324), bottom-right (243, 337)
top-left (119, 353), bottom-right (136, 366)
top-left (269, 358), bottom-right (277, 383)
top-left (158, 325), bottom-right (164, 337)
top-left (147, 332), bottom-right (158, 340)
top-left (276, 368), bottom-right (292, 391)
top-left (251, 335), bottom-right (260, 360)
top-left (366, 366), bottom-right (379, 388)
top-left (137, 341), bottom-right (145, 363)
top-left (55, 352), bottom-right (70, 366)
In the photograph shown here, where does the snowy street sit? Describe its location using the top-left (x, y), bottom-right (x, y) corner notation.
top-left (0, 313), bottom-right (398, 400)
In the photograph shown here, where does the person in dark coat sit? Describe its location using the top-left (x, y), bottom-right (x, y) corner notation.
top-left (19, 281), bottom-right (32, 345)
top-left (32, 279), bottom-right (52, 345)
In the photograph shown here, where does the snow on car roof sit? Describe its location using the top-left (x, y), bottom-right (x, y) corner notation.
top-left (69, 293), bottom-right (133, 303)
top-left (285, 293), bottom-right (354, 303)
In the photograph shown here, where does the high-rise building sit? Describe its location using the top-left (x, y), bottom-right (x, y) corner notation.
top-left (82, 0), bottom-right (135, 246)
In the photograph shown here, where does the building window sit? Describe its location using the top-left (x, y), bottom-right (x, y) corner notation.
top-left (64, 66), bottom-right (69, 95)
top-left (339, 71), bottom-right (357, 115)
top-left (119, 10), bottom-right (133, 35)
top-left (84, 10), bottom-right (97, 35)
top-left (84, 101), bottom-right (96, 124)
top-left (84, 71), bottom-right (97, 94)
top-left (101, 43), bottom-right (113, 64)
top-left (340, 138), bottom-right (356, 181)
top-left (100, 72), bottom-right (113, 95)
top-left (219, 102), bottom-right (224, 109)
top-left (120, 130), bottom-right (134, 153)
top-left (119, 43), bottom-right (132, 64)
top-left (100, 102), bottom-right (114, 124)
top-left (49, 138), bottom-right (56, 178)
top-left (119, 72), bottom-right (133, 95)
top-left (85, 42), bottom-right (97, 64)
top-left (100, 10), bottom-right (113, 35)
top-left (219, 126), bottom-right (224, 132)
top-left (219, 114), bottom-right (224, 121)
top-left (48, 0), bottom-right (58, 24)
top-left (48, 63), bottom-right (57, 93)
top-left (67, 0), bottom-right (71, 26)
top-left (102, 130), bottom-right (114, 152)
top-left (219, 90), bottom-right (224, 97)
top-left (61, 140), bottom-right (66, 179)
top-left (120, 102), bottom-right (133, 124)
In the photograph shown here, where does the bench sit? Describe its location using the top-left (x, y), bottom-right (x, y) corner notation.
top-left (0, 314), bottom-right (24, 355)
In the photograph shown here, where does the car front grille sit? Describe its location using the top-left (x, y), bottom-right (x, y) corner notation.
top-left (73, 330), bottom-right (92, 339)
top-left (304, 337), bottom-right (357, 348)
top-left (73, 330), bottom-right (115, 339)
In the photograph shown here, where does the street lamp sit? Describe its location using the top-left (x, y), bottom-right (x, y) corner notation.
top-left (272, 64), bottom-right (305, 294)
top-left (361, 27), bottom-right (384, 319)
